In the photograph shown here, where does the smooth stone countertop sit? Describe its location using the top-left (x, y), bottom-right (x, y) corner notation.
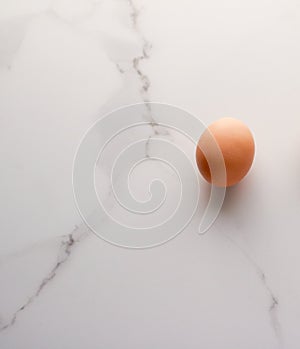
top-left (1, 0), bottom-right (300, 348)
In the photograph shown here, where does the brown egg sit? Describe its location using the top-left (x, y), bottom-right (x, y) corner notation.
top-left (196, 117), bottom-right (255, 187)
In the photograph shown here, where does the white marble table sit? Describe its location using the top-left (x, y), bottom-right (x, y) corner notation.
top-left (1, 0), bottom-right (300, 348)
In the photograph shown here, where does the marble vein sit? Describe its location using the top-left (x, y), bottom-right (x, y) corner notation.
top-left (0, 0), bottom-right (101, 70)
top-left (0, 15), bottom-right (34, 69)
top-left (144, 135), bottom-right (151, 158)
top-left (224, 234), bottom-right (283, 347)
top-left (127, 0), bottom-right (161, 133)
top-left (0, 225), bottom-right (89, 333)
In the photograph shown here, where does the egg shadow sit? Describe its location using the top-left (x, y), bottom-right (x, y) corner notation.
top-left (196, 170), bottom-right (258, 237)
top-left (201, 174), bottom-right (255, 215)
top-left (218, 174), bottom-right (258, 233)
top-left (222, 179), bottom-right (250, 213)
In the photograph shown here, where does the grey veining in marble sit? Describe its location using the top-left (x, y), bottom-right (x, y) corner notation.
top-left (1, 0), bottom-right (300, 348)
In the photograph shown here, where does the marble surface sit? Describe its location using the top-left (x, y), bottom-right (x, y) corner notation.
top-left (1, 0), bottom-right (300, 348)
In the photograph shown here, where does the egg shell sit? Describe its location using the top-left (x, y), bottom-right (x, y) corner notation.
top-left (196, 117), bottom-right (255, 187)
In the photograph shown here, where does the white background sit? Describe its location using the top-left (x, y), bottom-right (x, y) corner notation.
top-left (0, 0), bottom-right (300, 348)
